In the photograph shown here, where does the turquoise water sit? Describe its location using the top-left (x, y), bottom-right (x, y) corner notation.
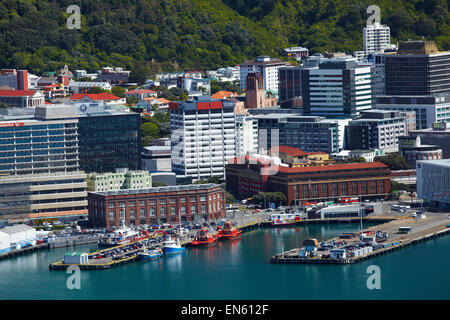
top-left (1, 223), bottom-right (449, 300)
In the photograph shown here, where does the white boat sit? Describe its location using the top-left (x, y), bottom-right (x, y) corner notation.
top-left (270, 213), bottom-right (301, 226)
top-left (138, 248), bottom-right (163, 260)
top-left (98, 220), bottom-right (141, 248)
top-left (162, 237), bottom-right (185, 255)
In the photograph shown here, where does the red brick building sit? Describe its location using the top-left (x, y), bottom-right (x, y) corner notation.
top-left (226, 156), bottom-right (392, 206)
top-left (88, 184), bottom-right (226, 228)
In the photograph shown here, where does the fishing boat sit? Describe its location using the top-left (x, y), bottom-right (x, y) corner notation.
top-left (162, 236), bottom-right (185, 255)
top-left (218, 221), bottom-right (242, 240)
top-left (190, 228), bottom-right (218, 247)
top-left (98, 220), bottom-right (146, 248)
top-left (270, 213), bottom-right (301, 227)
top-left (138, 247), bottom-right (163, 261)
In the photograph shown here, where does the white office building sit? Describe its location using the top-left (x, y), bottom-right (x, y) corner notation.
top-left (416, 159), bottom-right (450, 208)
top-left (240, 56), bottom-right (289, 93)
top-left (363, 23), bottom-right (391, 55)
top-left (170, 97), bottom-right (236, 181)
top-left (235, 115), bottom-right (258, 157)
top-left (302, 56), bottom-right (374, 117)
top-left (376, 94), bottom-right (450, 130)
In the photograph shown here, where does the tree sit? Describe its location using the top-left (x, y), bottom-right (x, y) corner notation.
top-left (374, 153), bottom-right (411, 171)
top-left (129, 62), bottom-right (150, 85)
top-left (111, 86), bottom-right (126, 98)
top-left (226, 192), bottom-right (236, 205)
top-left (87, 87), bottom-right (110, 94)
top-left (152, 182), bottom-right (168, 187)
top-left (141, 122), bottom-right (159, 138)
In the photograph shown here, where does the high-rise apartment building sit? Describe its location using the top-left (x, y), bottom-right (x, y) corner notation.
top-left (170, 96), bottom-right (236, 181)
top-left (363, 23), bottom-right (391, 55)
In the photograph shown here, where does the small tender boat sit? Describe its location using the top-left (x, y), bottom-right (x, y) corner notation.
top-left (218, 221), bottom-right (242, 240)
top-left (270, 213), bottom-right (301, 227)
top-left (190, 228), bottom-right (218, 247)
top-left (162, 236), bottom-right (185, 255)
top-left (138, 247), bottom-right (163, 261)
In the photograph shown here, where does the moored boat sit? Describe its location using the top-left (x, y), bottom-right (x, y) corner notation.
top-left (270, 213), bottom-right (301, 227)
top-left (218, 221), bottom-right (242, 240)
top-left (162, 236), bottom-right (185, 255)
top-left (98, 220), bottom-right (146, 248)
top-left (190, 228), bottom-right (218, 247)
top-left (138, 248), bottom-right (163, 261)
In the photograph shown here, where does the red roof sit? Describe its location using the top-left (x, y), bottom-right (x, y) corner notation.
top-left (270, 146), bottom-right (329, 157)
top-left (276, 162), bottom-right (388, 174)
top-left (229, 156), bottom-right (388, 174)
top-left (125, 89), bottom-right (156, 95)
top-left (270, 146), bottom-right (307, 157)
top-left (0, 90), bottom-right (37, 97)
top-left (70, 93), bottom-right (121, 101)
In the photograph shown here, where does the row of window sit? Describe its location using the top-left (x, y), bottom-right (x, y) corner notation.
top-left (101, 194), bottom-right (222, 209)
top-left (105, 202), bottom-right (223, 220)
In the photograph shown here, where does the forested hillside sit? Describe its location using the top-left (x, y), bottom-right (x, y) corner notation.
top-left (0, 0), bottom-right (448, 75)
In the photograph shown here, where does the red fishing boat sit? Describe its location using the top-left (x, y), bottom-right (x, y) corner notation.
top-left (218, 221), bottom-right (242, 240)
top-left (190, 228), bottom-right (218, 247)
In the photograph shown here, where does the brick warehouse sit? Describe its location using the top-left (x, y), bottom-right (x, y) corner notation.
top-left (226, 156), bottom-right (392, 206)
top-left (88, 184), bottom-right (226, 228)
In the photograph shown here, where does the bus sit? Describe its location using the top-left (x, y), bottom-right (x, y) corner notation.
top-left (338, 197), bottom-right (359, 204)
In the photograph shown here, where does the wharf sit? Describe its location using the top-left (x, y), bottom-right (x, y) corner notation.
top-left (0, 243), bottom-right (47, 260)
top-left (271, 213), bottom-right (450, 265)
top-left (49, 233), bottom-right (163, 271)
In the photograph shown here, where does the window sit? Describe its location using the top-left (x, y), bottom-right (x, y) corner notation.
top-left (331, 183), bottom-right (338, 197)
top-left (190, 197), bottom-right (196, 202)
top-left (351, 182), bottom-right (358, 195)
top-left (170, 198), bottom-right (176, 203)
top-left (119, 209), bottom-right (125, 219)
top-left (160, 207), bottom-right (166, 216)
top-left (311, 185), bottom-right (319, 197)
top-left (190, 205), bottom-right (197, 214)
top-left (118, 202), bottom-right (125, 207)
top-left (109, 211), bottom-right (115, 220)
top-left (108, 202), bottom-right (115, 209)
top-left (301, 185), bottom-right (309, 198)
top-left (128, 201), bottom-right (135, 207)
top-left (150, 199), bottom-right (155, 205)
top-left (170, 207), bottom-right (176, 215)
top-left (180, 206), bottom-right (186, 215)
top-left (200, 196), bottom-right (206, 201)
top-left (180, 197), bottom-right (186, 203)
top-left (369, 181), bottom-right (377, 194)
top-left (140, 208), bottom-right (145, 217)
top-left (201, 204), bottom-right (206, 213)
top-left (321, 184), bottom-right (328, 197)
top-left (360, 181), bottom-right (367, 194)
top-left (341, 182), bottom-right (348, 196)
top-left (160, 199), bottom-right (166, 205)
top-left (150, 208), bottom-right (155, 216)
top-left (213, 203), bottom-right (216, 212)
top-left (139, 200), bottom-right (146, 206)
top-left (130, 209), bottom-right (135, 218)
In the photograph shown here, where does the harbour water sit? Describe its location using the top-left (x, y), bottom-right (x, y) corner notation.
top-left (1, 223), bottom-right (449, 300)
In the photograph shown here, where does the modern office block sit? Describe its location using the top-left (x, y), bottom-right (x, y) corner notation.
top-left (170, 96), bottom-right (236, 181)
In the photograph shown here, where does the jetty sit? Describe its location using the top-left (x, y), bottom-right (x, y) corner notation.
top-left (271, 213), bottom-right (450, 265)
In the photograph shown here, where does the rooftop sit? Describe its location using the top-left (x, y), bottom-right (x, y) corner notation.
top-left (70, 93), bottom-right (122, 101)
top-left (90, 183), bottom-right (221, 196)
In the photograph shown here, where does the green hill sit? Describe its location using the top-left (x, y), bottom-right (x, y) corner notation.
top-left (0, 0), bottom-right (448, 76)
